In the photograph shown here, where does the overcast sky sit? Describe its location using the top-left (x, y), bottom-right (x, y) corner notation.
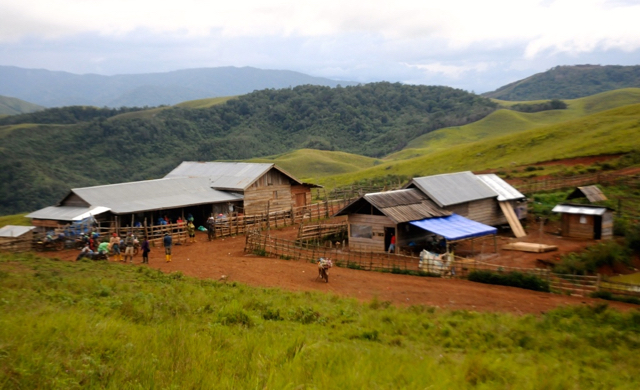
top-left (1, 0), bottom-right (639, 93)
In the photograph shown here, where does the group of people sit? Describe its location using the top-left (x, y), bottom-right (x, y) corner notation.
top-left (75, 212), bottom-right (205, 263)
top-left (76, 231), bottom-right (151, 264)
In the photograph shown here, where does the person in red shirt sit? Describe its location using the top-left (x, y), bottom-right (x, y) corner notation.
top-left (388, 234), bottom-right (396, 253)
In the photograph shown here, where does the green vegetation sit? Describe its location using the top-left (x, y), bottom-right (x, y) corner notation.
top-left (509, 99), bottom-right (567, 113)
top-left (318, 102), bottom-right (640, 189)
top-left (0, 106), bottom-right (146, 126)
top-left (0, 213), bottom-right (30, 228)
top-left (2, 253), bottom-right (640, 388)
top-left (467, 270), bottom-right (550, 292)
top-left (483, 64), bottom-right (640, 100)
top-left (555, 241), bottom-right (632, 275)
top-left (0, 82), bottom-right (496, 215)
top-left (0, 95), bottom-right (44, 116)
top-left (590, 291), bottom-right (640, 305)
top-left (174, 96), bottom-right (237, 109)
top-left (249, 149), bottom-right (379, 180)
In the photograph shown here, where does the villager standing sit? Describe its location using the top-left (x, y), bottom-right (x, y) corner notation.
top-left (187, 221), bottom-right (196, 243)
top-left (388, 234), bottom-right (396, 253)
top-left (124, 232), bottom-right (135, 263)
top-left (141, 237), bottom-right (150, 264)
top-left (110, 232), bottom-right (121, 261)
top-left (163, 232), bottom-right (172, 262)
top-left (206, 216), bottom-right (215, 241)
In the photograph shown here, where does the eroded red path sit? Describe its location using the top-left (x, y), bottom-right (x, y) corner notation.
top-left (42, 227), bottom-right (637, 315)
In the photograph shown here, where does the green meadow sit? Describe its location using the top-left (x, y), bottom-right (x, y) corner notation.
top-left (284, 90), bottom-right (640, 190)
top-left (1, 253), bottom-right (639, 389)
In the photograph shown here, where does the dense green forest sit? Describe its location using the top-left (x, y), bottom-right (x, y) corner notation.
top-left (483, 65), bottom-right (640, 101)
top-left (0, 83), bottom-right (497, 215)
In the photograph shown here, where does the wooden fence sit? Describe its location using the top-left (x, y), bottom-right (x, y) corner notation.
top-left (297, 222), bottom-right (348, 242)
top-left (508, 171), bottom-right (640, 195)
top-left (244, 231), bottom-right (640, 298)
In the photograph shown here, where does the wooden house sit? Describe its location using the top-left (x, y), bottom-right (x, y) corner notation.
top-left (334, 188), bottom-right (498, 253)
top-left (165, 162), bottom-right (318, 215)
top-left (27, 162), bottom-right (318, 229)
top-left (552, 203), bottom-right (614, 240)
top-left (333, 189), bottom-right (451, 253)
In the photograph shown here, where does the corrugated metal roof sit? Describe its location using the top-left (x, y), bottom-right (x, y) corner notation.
top-left (567, 186), bottom-right (608, 203)
top-left (476, 174), bottom-right (525, 201)
top-left (71, 177), bottom-right (243, 214)
top-left (0, 225), bottom-right (36, 238)
top-left (552, 204), bottom-right (608, 216)
top-left (26, 206), bottom-right (99, 221)
top-left (359, 189), bottom-right (451, 223)
top-left (164, 162), bottom-right (304, 190)
top-left (408, 171), bottom-right (497, 207)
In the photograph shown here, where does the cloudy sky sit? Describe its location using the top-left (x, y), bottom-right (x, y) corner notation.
top-left (1, 0), bottom-right (639, 93)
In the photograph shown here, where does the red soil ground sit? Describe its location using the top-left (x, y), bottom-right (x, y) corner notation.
top-left (42, 224), bottom-right (638, 316)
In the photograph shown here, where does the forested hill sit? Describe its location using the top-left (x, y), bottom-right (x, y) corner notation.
top-left (483, 65), bottom-right (640, 101)
top-left (0, 82), bottom-right (496, 215)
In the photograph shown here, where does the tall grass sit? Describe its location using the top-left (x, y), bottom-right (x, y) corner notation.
top-left (1, 253), bottom-right (639, 388)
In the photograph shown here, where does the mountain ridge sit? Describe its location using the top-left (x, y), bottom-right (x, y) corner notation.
top-left (0, 65), bottom-right (358, 108)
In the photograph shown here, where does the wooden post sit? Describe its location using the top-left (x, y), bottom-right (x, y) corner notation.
top-left (596, 273), bottom-right (602, 292)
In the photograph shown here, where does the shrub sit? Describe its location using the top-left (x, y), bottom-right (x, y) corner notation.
top-left (468, 270), bottom-right (550, 292)
top-left (590, 291), bottom-right (640, 305)
top-left (555, 241), bottom-right (630, 274)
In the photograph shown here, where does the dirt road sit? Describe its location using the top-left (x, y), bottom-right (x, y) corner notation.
top-left (43, 227), bottom-right (637, 315)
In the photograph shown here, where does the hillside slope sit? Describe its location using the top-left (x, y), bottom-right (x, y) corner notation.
top-left (0, 95), bottom-right (44, 115)
top-left (0, 83), bottom-right (496, 215)
top-left (389, 88), bottom-right (640, 160)
top-left (318, 102), bottom-right (640, 189)
top-left (483, 65), bottom-right (640, 101)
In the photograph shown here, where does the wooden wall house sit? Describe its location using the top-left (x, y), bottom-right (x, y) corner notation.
top-left (552, 204), bottom-right (614, 240)
top-left (27, 162), bottom-right (319, 231)
top-left (334, 189), bottom-right (450, 253)
top-left (166, 162), bottom-right (318, 216)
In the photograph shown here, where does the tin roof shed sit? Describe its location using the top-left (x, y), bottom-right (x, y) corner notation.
top-left (405, 171), bottom-right (497, 207)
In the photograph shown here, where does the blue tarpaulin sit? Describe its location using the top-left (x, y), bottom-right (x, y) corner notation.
top-left (409, 213), bottom-right (497, 241)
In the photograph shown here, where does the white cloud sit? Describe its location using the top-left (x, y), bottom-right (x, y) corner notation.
top-left (1, 0), bottom-right (639, 92)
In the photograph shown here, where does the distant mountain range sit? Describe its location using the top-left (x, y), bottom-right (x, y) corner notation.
top-left (483, 64), bottom-right (640, 101)
top-left (0, 66), bottom-right (357, 108)
top-left (0, 95), bottom-right (44, 115)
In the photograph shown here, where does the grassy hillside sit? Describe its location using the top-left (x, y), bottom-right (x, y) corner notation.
top-left (319, 102), bottom-right (640, 189)
top-left (0, 213), bottom-right (29, 228)
top-left (175, 96), bottom-right (237, 109)
top-left (2, 253), bottom-right (639, 388)
top-left (249, 149), bottom-right (379, 180)
top-left (0, 95), bottom-right (44, 115)
top-left (483, 64), bottom-right (640, 100)
top-left (391, 88), bottom-right (640, 160)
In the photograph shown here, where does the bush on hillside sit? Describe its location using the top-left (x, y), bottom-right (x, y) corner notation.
top-left (468, 270), bottom-right (550, 292)
top-left (554, 241), bottom-right (630, 275)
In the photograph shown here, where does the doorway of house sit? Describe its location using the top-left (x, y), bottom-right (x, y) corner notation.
top-left (384, 227), bottom-right (395, 253)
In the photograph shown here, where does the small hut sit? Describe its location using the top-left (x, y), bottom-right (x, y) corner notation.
top-left (552, 203), bottom-right (614, 240)
top-left (566, 185), bottom-right (608, 203)
top-left (0, 225), bottom-right (36, 252)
